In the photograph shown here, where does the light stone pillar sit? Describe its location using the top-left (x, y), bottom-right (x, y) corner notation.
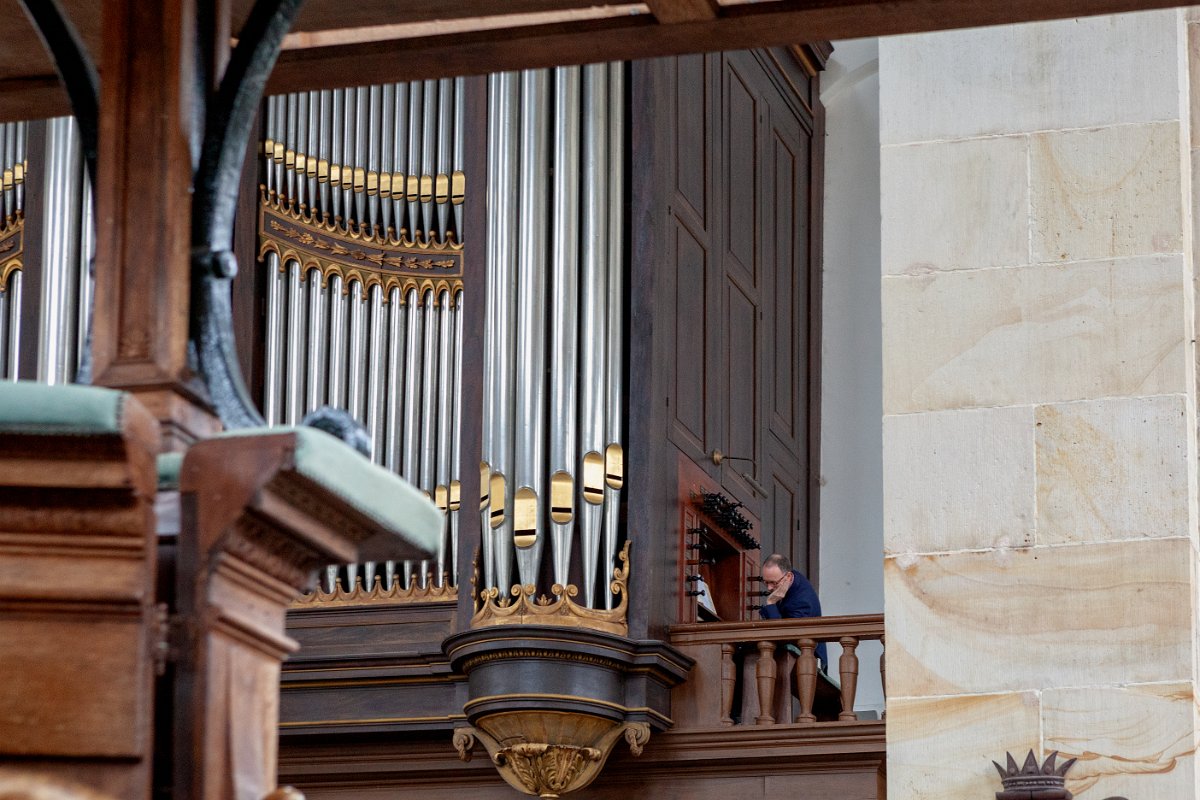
top-left (880, 10), bottom-right (1199, 800)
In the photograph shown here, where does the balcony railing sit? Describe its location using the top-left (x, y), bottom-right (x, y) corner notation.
top-left (668, 614), bottom-right (885, 729)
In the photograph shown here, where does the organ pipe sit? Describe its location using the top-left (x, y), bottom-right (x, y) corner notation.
top-left (603, 63), bottom-right (626, 609)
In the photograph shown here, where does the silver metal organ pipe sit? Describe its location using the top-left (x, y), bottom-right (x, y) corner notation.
top-left (305, 267), bottom-right (327, 412)
top-left (326, 273), bottom-right (347, 408)
top-left (366, 283), bottom-right (386, 464)
top-left (1, 124), bottom-right (9, 220)
top-left (37, 117), bottom-right (83, 385)
top-left (285, 93), bottom-right (298, 203)
top-left (406, 81), bottom-right (423, 244)
top-left (264, 97), bottom-right (276, 198)
top-left (306, 91), bottom-right (320, 211)
top-left (284, 259), bottom-right (307, 424)
top-left (14, 122), bottom-right (25, 217)
top-left (436, 77), bottom-right (454, 242)
top-left (346, 279), bottom-right (367, 425)
top-left (330, 89), bottom-right (344, 222)
top-left (341, 88), bottom-right (357, 224)
top-left (393, 83), bottom-right (409, 237)
top-left (549, 65), bottom-right (581, 587)
top-left (436, 289), bottom-right (453, 586)
top-left (421, 80), bottom-right (438, 242)
top-left (295, 91), bottom-right (309, 210)
top-left (272, 96), bottom-right (286, 201)
top-left (419, 288), bottom-right (439, 586)
top-left (578, 64), bottom-right (610, 608)
top-left (491, 71), bottom-right (520, 595)
top-left (384, 285), bottom-right (406, 590)
top-left (451, 290), bottom-right (464, 586)
top-left (603, 62), bottom-right (625, 609)
top-left (0, 288), bottom-right (8, 379)
top-left (318, 90), bottom-right (333, 219)
top-left (513, 69), bottom-right (550, 586)
top-left (452, 78), bottom-right (465, 242)
top-left (384, 286), bottom-right (406, 472)
top-left (481, 73), bottom-right (500, 591)
top-left (402, 286), bottom-right (423, 483)
top-left (402, 286), bottom-right (424, 591)
top-left (354, 87), bottom-right (370, 229)
top-left (6, 270), bottom-right (20, 381)
top-left (367, 85), bottom-right (383, 233)
top-left (263, 252), bottom-right (284, 424)
top-left (379, 83), bottom-right (395, 235)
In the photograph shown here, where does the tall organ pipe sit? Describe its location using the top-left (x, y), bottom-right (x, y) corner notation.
top-left (6, 271), bottom-right (20, 381)
top-left (393, 83), bottom-right (409, 236)
top-left (436, 290), bottom-right (453, 585)
top-left (603, 63), bottom-right (625, 609)
top-left (421, 80), bottom-right (437, 242)
top-left (451, 290), bottom-right (464, 586)
top-left (401, 286), bottom-right (424, 589)
top-left (341, 88), bottom-right (356, 223)
top-left (366, 284), bottom-right (386, 463)
top-left (452, 79), bottom-right (465, 241)
top-left (354, 87), bottom-right (370, 228)
top-left (437, 78), bottom-right (454, 241)
top-left (549, 66), bottom-right (581, 588)
top-left (318, 90), bottom-right (332, 218)
top-left (513, 69), bottom-right (550, 586)
top-left (346, 279), bottom-right (366, 424)
top-left (384, 286), bottom-right (406, 590)
top-left (326, 273), bottom-right (347, 408)
top-left (77, 172), bottom-right (94, 368)
top-left (37, 117), bottom-right (83, 385)
top-left (490, 72), bottom-right (520, 595)
top-left (367, 85), bottom-right (382, 232)
top-left (406, 82), bottom-right (423, 244)
top-left (295, 91), bottom-right (309, 210)
top-left (285, 94), bottom-right (297, 203)
top-left (379, 84), bottom-right (395, 235)
top-left (419, 288), bottom-right (439, 585)
top-left (578, 64), bottom-right (610, 608)
top-left (330, 90), bottom-right (344, 222)
top-left (305, 267), bottom-right (327, 412)
top-left (284, 259), bottom-right (306, 425)
top-left (263, 251), bottom-right (284, 424)
top-left (480, 74), bottom-right (500, 591)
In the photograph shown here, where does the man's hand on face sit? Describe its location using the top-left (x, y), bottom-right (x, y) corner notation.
top-left (765, 570), bottom-right (792, 605)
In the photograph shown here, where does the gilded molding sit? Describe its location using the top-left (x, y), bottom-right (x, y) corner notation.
top-left (470, 541), bottom-right (630, 636)
top-left (459, 649), bottom-right (624, 673)
top-left (292, 572), bottom-right (457, 608)
top-left (0, 216), bottom-right (23, 292)
top-left (258, 193), bottom-right (463, 304)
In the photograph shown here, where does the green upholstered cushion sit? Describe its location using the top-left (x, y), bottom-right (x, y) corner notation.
top-left (157, 451), bottom-right (184, 490)
top-left (0, 381), bottom-right (125, 435)
top-left (218, 425), bottom-right (442, 557)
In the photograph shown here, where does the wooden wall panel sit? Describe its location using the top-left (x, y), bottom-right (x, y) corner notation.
top-left (670, 218), bottom-right (710, 458)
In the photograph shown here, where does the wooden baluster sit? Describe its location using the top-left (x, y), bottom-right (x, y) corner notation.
top-left (838, 636), bottom-right (860, 721)
top-left (880, 635), bottom-right (886, 721)
top-left (795, 638), bottom-right (817, 723)
top-left (719, 643), bottom-right (735, 726)
top-left (754, 641), bottom-right (776, 725)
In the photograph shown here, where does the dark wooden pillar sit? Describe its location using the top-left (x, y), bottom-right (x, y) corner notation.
top-left (91, 0), bottom-right (219, 451)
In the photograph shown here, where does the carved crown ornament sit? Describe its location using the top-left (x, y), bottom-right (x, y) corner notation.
top-left (992, 751), bottom-right (1128, 800)
top-left (470, 540), bottom-right (630, 636)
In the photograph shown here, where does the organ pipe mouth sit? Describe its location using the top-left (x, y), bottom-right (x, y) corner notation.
top-left (582, 452), bottom-right (605, 505)
top-left (604, 443), bottom-right (624, 490)
top-left (514, 487), bottom-right (538, 548)
top-left (549, 471), bottom-right (574, 524)
top-left (489, 471), bottom-right (507, 528)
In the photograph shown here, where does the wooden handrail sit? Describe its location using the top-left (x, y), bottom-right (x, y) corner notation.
top-left (669, 613), bottom-right (884, 646)
top-left (667, 614), bottom-right (885, 729)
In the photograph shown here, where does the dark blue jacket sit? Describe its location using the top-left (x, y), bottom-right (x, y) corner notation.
top-left (760, 569), bottom-right (827, 668)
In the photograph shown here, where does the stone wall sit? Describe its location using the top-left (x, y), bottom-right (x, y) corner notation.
top-left (880, 10), bottom-right (1199, 799)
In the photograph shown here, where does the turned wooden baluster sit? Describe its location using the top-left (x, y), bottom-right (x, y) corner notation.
top-left (795, 638), bottom-right (817, 723)
top-left (880, 635), bottom-right (887, 721)
top-left (754, 641), bottom-right (776, 725)
top-left (720, 643), bottom-right (736, 726)
top-left (838, 636), bottom-right (860, 721)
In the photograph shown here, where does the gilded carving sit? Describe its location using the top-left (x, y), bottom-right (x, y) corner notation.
top-left (0, 217), bottom-right (24, 293)
top-left (257, 193), bottom-right (464, 306)
top-left (470, 541), bottom-right (631, 636)
top-left (454, 719), bottom-right (651, 799)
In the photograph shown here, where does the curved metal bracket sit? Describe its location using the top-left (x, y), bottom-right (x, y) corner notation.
top-left (15, 0), bottom-right (98, 188)
top-left (190, 0), bottom-right (306, 428)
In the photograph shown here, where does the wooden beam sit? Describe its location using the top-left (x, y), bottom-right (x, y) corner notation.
top-left (267, 0), bottom-right (1188, 93)
top-left (92, 0), bottom-right (218, 449)
top-left (646, 0), bottom-right (718, 25)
